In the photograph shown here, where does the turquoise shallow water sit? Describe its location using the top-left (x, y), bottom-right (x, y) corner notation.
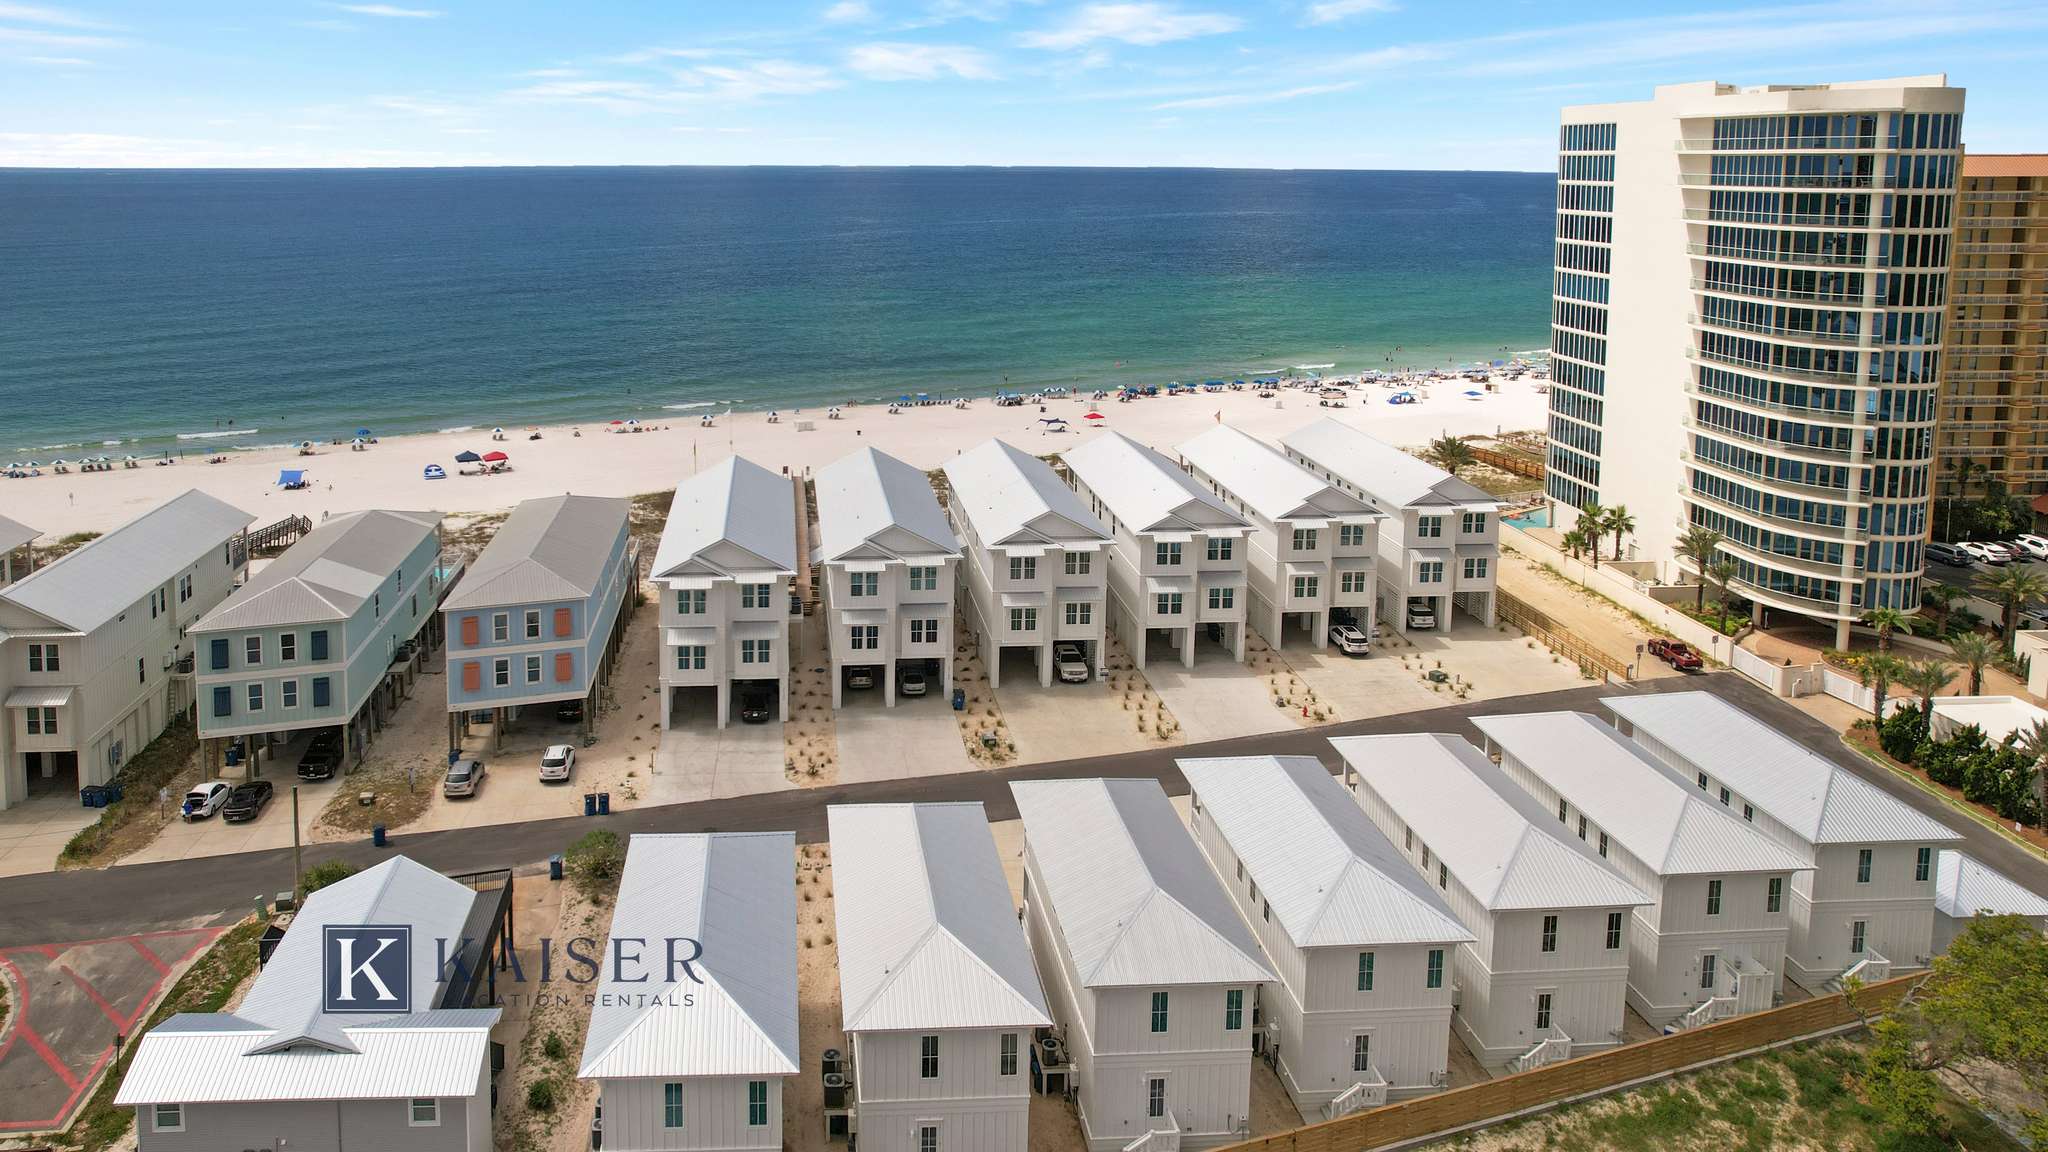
top-left (0, 166), bottom-right (1552, 453)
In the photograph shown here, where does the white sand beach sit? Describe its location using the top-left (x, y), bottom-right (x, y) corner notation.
top-left (1, 378), bottom-right (1549, 538)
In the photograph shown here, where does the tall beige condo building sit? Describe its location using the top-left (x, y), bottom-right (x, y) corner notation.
top-left (1546, 78), bottom-right (1964, 646)
top-left (1939, 156), bottom-right (2048, 500)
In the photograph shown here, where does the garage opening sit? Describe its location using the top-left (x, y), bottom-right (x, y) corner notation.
top-left (729, 679), bottom-right (783, 725)
top-left (666, 685), bottom-right (721, 729)
top-left (1276, 611), bottom-right (1324, 649)
top-left (20, 750), bottom-right (79, 802)
top-left (996, 644), bottom-right (1044, 688)
top-left (1142, 627), bottom-right (1188, 667)
top-left (894, 657), bottom-right (940, 702)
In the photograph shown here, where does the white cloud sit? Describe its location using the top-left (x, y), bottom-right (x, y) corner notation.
top-left (1151, 79), bottom-right (1356, 109)
top-left (333, 3), bottom-right (443, 17)
top-left (608, 45), bottom-right (731, 65)
top-left (823, 0), bottom-right (875, 23)
top-left (519, 67), bottom-right (581, 78)
top-left (1304, 0), bottom-right (1393, 24)
top-left (0, 22), bottom-right (113, 46)
top-left (22, 53), bottom-right (93, 64)
top-left (847, 40), bottom-right (996, 80)
top-left (0, 3), bottom-right (112, 29)
top-left (1021, 3), bottom-right (1239, 50)
top-left (508, 59), bottom-right (839, 111)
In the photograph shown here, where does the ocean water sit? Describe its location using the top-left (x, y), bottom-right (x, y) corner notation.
top-left (0, 167), bottom-right (1553, 453)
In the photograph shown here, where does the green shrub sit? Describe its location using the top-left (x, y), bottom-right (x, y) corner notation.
top-left (565, 828), bottom-right (625, 898)
top-left (526, 1078), bottom-right (558, 1112)
top-left (301, 859), bottom-right (358, 894)
top-left (542, 1032), bottom-right (567, 1060)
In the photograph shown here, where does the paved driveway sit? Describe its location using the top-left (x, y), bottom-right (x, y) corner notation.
top-left (836, 686), bottom-right (974, 784)
top-left (645, 718), bottom-right (789, 804)
top-left (1143, 644), bottom-right (1298, 744)
top-left (0, 790), bottom-right (98, 878)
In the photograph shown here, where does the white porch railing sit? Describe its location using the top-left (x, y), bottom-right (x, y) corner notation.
top-left (1322, 1070), bottom-right (1390, 1120)
top-left (1839, 947), bottom-right (1892, 987)
top-left (1673, 995), bottom-right (1738, 1032)
top-left (1510, 1028), bottom-right (1574, 1073)
top-left (1122, 1111), bottom-right (1181, 1152)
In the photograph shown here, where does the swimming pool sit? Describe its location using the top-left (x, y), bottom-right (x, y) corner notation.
top-left (1504, 506), bottom-right (1550, 530)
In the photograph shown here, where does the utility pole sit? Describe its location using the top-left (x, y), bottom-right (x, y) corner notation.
top-left (291, 786), bottom-right (303, 906)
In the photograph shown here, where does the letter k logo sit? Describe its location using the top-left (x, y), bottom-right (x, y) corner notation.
top-left (324, 925), bottom-right (412, 1013)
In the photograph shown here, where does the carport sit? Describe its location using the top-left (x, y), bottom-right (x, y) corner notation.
top-left (728, 677), bottom-right (784, 725)
top-left (995, 643), bottom-right (1049, 689)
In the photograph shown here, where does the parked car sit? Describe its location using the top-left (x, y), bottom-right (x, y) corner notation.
top-left (443, 758), bottom-right (486, 798)
top-left (1328, 624), bottom-right (1371, 656)
top-left (1054, 642), bottom-right (1091, 683)
top-left (739, 689), bottom-right (774, 723)
top-left (1982, 542), bottom-right (2018, 564)
top-left (2013, 534), bottom-right (2048, 560)
top-left (1925, 541), bottom-right (1971, 567)
top-left (539, 744), bottom-right (575, 783)
top-left (1406, 599), bottom-right (1437, 630)
top-left (1961, 541), bottom-right (2011, 565)
top-left (899, 669), bottom-right (929, 697)
top-left (1647, 637), bottom-right (1703, 671)
top-left (554, 700), bottom-right (585, 724)
top-left (296, 729), bottom-right (344, 780)
top-left (181, 781), bottom-right (231, 821)
top-left (846, 668), bottom-right (876, 691)
top-left (222, 779), bottom-right (274, 823)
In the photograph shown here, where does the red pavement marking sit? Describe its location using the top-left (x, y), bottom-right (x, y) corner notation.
top-left (0, 1044), bottom-right (108, 1132)
top-left (60, 964), bottom-right (129, 1032)
top-left (127, 935), bottom-right (171, 977)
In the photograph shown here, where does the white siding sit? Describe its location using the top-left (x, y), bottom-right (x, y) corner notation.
top-left (850, 1030), bottom-right (1027, 1152)
top-left (598, 1075), bottom-right (781, 1151)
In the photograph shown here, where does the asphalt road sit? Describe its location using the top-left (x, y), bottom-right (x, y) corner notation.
top-left (3, 672), bottom-right (2043, 944)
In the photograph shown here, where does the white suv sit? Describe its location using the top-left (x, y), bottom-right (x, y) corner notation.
top-left (1328, 624), bottom-right (1371, 656)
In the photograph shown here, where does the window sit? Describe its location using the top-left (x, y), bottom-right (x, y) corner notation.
top-left (25, 706), bottom-right (56, 735)
top-left (1541, 915), bottom-right (1558, 953)
top-left (920, 1034), bottom-right (939, 1078)
top-left (525, 655), bottom-right (542, 683)
top-left (1719, 786), bottom-right (1731, 807)
top-left (1339, 523), bottom-right (1366, 547)
top-left (1009, 607), bottom-right (1037, 632)
top-left (1416, 516), bottom-right (1443, 539)
top-left (1597, 831), bottom-right (1609, 858)
top-left (282, 680), bottom-right (299, 708)
top-left (1154, 541), bottom-right (1182, 566)
top-left (280, 633), bottom-right (297, 661)
top-left (247, 683), bottom-right (263, 712)
top-left (409, 1098), bottom-right (440, 1127)
top-left (662, 1082), bottom-right (683, 1129)
top-left (1421, 844), bottom-right (1430, 868)
top-left (245, 636), bottom-right (262, 665)
top-left (1206, 537), bottom-right (1233, 561)
top-left (1706, 879), bottom-right (1723, 916)
top-left (675, 589), bottom-right (705, 614)
top-left (493, 658), bottom-right (510, 687)
top-left (1439, 862), bottom-right (1448, 890)
top-left (1291, 527), bottom-right (1319, 552)
top-left (1000, 1032), bottom-right (1019, 1076)
top-left (492, 613), bottom-right (509, 642)
top-left (1461, 512), bottom-right (1487, 535)
top-left (1767, 877), bottom-right (1783, 913)
top-left (1916, 846), bottom-right (1932, 882)
top-left (1063, 552), bottom-right (1090, 575)
top-left (911, 618), bottom-right (938, 644)
top-left (1462, 557), bottom-right (1489, 580)
top-left (310, 630), bottom-right (330, 660)
top-left (209, 638), bottom-right (228, 671)
top-left (1696, 771), bottom-right (1709, 790)
top-left (1225, 989), bottom-right (1243, 1030)
top-left (178, 573), bottom-right (192, 603)
top-left (1155, 592), bottom-right (1183, 615)
top-left (524, 609), bottom-right (541, 639)
top-left (27, 642), bottom-right (58, 673)
top-left (1701, 953), bottom-right (1719, 990)
top-left (1357, 951), bottom-right (1375, 991)
top-left (1146, 1078), bottom-right (1166, 1119)
top-left (849, 571), bottom-right (878, 598)
top-left (1606, 911), bottom-right (1624, 950)
top-left (1262, 899), bottom-right (1271, 921)
top-left (1352, 1033), bottom-right (1372, 1073)
top-left (1404, 827), bottom-right (1413, 851)
top-left (1743, 804), bottom-right (1754, 822)
top-left (909, 565), bottom-right (938, 591)
top-left (1851, 920), bottom-right (1867, 955)
top-left (742, 583), bottom-right (772, 608)
top-left (1207, 586), bottom-right (1234, 610)
top-left (1426, 949), bottom-right (1445, 989)
top-left (1341, 570), bottom-right (1368, 593)
top-left (1536, 992), bottom-right (1554, 1030)
top-left (747, 1080), bottom-right (768, 1126)
top-left (919, 1125), bottom-right (939, 1152)
top-left (676, 646), bottom-right (706, 670)
top-left (741, 638), bottom-right (772, 664)
top-left (1557, 798), bottom-right (1569, 824)
top-left (137, 656), bottom-right (145, 685)
top-left (1291, 575), bottom-right (1319, 599)
top-left (312, 677), bottom-right (331, 707)
top-left (1009, 555), bottom-right (1037, 581)
top-left (151, 1103), bottom-right (184, 1132)
top-left (849, 625), bottom-right (879, 651)
top-left (1150, 990), bottom-right (1169, 1032)
top-left (1857, 848), bottom-right (1873, 883)
top-left (1065, 601), bottom-right (1092, 626)
top-left (1417, 561), bottom-right (1443, 584)
top-left (1577, 815), bottom-right (1588, 841)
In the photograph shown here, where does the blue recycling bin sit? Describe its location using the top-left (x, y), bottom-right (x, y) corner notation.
top-left (548, 853), bottom-right (564, 881)
top-left (597, 792), bottom-right (610, 816)
top-left (372, 823), bottom-right (387, 847)
top-left (105, 782), bottom-right (123, 803)
top-left (583, 793), bottom-right (596, 817)
top-left (951, 688), bottom-right (966, 711)
top-left (79, 785), bottom-right (104, 807)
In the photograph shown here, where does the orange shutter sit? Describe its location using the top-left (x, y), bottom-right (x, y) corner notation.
top-left (553, 607), bottom-right (572, 637)
top-left (460, 615), bottom-right (479, 646)
top-left (554, 653), bottom-right (574, 682)
top-left (461, 661), bottom-right (481, 692)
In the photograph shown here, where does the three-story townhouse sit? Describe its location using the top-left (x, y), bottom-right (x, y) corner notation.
top-left (814, 447), bottom-right (961, 708)
top-left (0, 514), bottom-right (33, 586)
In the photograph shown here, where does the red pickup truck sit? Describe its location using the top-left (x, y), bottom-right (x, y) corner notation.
top-left (1647, 638), bottom-right (1703, 671)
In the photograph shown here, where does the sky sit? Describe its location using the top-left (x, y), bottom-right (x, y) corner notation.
top-left (1, 0), bottom-right (2043, 170)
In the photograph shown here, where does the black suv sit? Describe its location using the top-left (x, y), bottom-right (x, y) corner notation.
top-left (296, 730), bottom-right (344, 780)
top-left (222, 779), bottom-right (274, 823)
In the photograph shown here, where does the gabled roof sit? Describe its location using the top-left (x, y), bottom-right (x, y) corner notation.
top-left (0, 490), bottom-right (251, 632)
top-left (194, 509), bottom-right (440, 632)
top-left (0, 513), bottom-right (35, 555)
top-left (579, 834), bottom-right (799, 1080)
top-left (1177, 757), bottom-right (1475, 947)
top-left (443, 495), bottom-right (629, 611)
top-left (1010, 778), bottom-right (1275, 987)
top-left (1472, 711), bottom-right (1811, 878)
top-left (1329, 736), bottom-right (1651, 913)
top-left (1060, 431), bottom-right (1251, 535)
top-left (1602, 692), bottom-right (1958, 847)
top-left (650, 456), bottom-right (797, 578)
top-left (1934, 850), bottom-right (2048, 920)
top-left (941, 439), bottom-right (1111, 547)
top-left (813, 447), bottom-right (959, 563)
top-left (1176, 425), bottom-right (1380, 525)
top-left (828, 803), bottom-right (1050, 1033)
top-left (1281, 418), bottom-right (1495, 509)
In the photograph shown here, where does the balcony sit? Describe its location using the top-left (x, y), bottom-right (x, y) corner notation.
top-left (1680, 449), bottom-right (1864, 506)
top-left (1689, 379), bottom-right (1867, 425)
top-left (1713, 534), bottom-right (1852, 582)
top-left (1688, 312), bottom-right (1866, 348)
top-left (1675, 135), bottom-right (1882, 153)
top-left (1678, 172), bottom-right (1880, 189)
top-left (1687, 343), bottom-right (1865, 386)
top-left (1688, 242), bottom-right (1871, 269)
top-left (1957, 242), bottom-right (2048, 255)
top-left (1683, 208), bottom-right (1873, 229)
top-left (1690, 277), bottom-right (1865, 306)
top-left (1686, 483), bottom-right (1861, 543)
top-left (1684, 417), bottom-right (1860, 467)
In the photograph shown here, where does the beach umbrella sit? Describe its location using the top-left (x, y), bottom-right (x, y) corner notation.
top-left (356, 428), bottom-right (372, 438)
top-left (608, 420), bottom-right (624, 426)
top-left (350, 438), bottom-right (365, 447)
top-left (1083, 412), bottom-right (1106, 421)
top-left (1039, 417), bottom-right (1067, 425)
top-left (454, 450), bottom-right (482, 463)
top-left (482, 450), bottom-right (509, 462)
top-left (52, 458), bottom-right (68, 466)
top-left (278, 469), bottom-right (305, 486)
top-left (1463, 389), bottom-right (1484, 397)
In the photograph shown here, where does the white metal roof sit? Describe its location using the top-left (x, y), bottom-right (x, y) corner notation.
top-left (1176, 424), bottom-right (1380, 525)
top-left (1280, 418), bottom-right (1496, 509)
top-left (827, 803), bottom-right (1051, 1033)
top-left (1176, 757), bottom-right (1474, 948)
top-left (0, 513), bottom-right (35, 554)
top-left (814, 446), bottom-right (959, 563)
top-left (0, 490), bottom-right (252, 632)
top-left (1010, 778), bottom-right (1276, 987)
top-left (1059, 431), bottom-right (1251, 535)
top-left (443, 495), bottom-right (629, 611)
top-left (941, 438), bottom-right (1111, 547)
top-left (650, 455), bottom-right (798, 578)
top-left (1329, 736), bottom-right (1652, 913)
top-left (1934, 850), bottom-right (2048, 920)
top-left (1931, 695), bottom-right (2048, 746)
top-left (1603, 692), bottom-right (1959, 847)
top-left (193, 509), bottom-right (440, 632)
top-left (579, 833), bottom-right (799, 1080)
top-left (1471, 711), bottom-right (1812, 878)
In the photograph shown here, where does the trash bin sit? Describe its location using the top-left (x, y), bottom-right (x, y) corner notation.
top-left (583, 793), bottom-right (596, 817)
top-left (372, 823), bottom-right (387, 847)
top-left (598, 792), bottom-right (610, 816)
top-left (951, 688), bottom-right (966, 711)
top-left (225, 745), bottom-right (242, 767)
top-left (79, 785), bottom-right (104, 807)
top-left (548, 853), bottom-right (564, 881)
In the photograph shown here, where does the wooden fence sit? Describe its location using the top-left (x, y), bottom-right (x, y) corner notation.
top-left (1495, 589), bottom-right (1632, 682)
top-left (1470, 444), bottom-right (1545, 481)
top-left (1214, 973), bottom-right (1920, 1152)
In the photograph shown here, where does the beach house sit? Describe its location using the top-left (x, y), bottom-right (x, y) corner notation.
top-left (1603, 691), bottom-right (1959, 988)
top-left (114, 855), bottom-right (511, 1152)
top-left (1331, 736), bottom-right (1651, 1071)
top-left (1933, 850), bottom-right (2048, 953)
top-left (0, 513), bottom-right (33, 586)
top-left (941, 439), bottom-right (1113, 689)
top-left (1176, 424), bottom-right (1383, 649)
top-left (1280, 418), bottom-right (1498, 635)
top-left (1472, 712), bottom-right (1809, 1029)
top-left (827, 802), bottom-right (1051, 1152)
top-left (190, 510), bottom-right (448, 772)
top-left (579, 833), bottom-right (799, 1151)
top-left (813, 447), bottom-right (960, 708)
top-left (1176, 756), bottom-right (1471, 1114)
top-left (0, 490), bottom-right (251, 810)
top-left (650, 456), bottom-right (798, 728)
top-left (1059, 431), bottom-right (1253, 670)
top-left (1011, 777), bottom-right (1274, 1149)
top-left (441, 495), bottom-right (635, 746)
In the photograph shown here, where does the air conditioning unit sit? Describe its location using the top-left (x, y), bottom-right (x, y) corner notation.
top-left (1451, 982), bottom-right (1463, 1008)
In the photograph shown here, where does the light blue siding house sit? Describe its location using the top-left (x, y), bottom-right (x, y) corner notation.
top-left (189, 510), bottom-right (448, 770)
top-left (441, 495), bottom-right (635, 747)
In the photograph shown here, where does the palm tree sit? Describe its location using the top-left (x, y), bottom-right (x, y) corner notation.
top-left (1923, 582), bottom-right (1969, 631)
top-left (1861, 606), bottom-right (1911, 652)
top-left (1427, 435), bottom-right (1477, 477)
top-left (1708, 558), bottom-right (1739, 633)
top-left (1944, 456), bottom-right (1987, 540)
top-left (1860, 652), bottom-right (1909, 726)
top-left (1602, 504), bottom-right (1637, 563)
top-left (1561, 524), bottom-right (1589, 562)
top-left (1677, 526), bottom-right (1725, 610)
top-left (1899, 658), bottom-right (1956, 719)
top-left (1578, 501), bottom-right (1606, 569)
top-left (1948, 631), bottom-right (2000, 695)
top-left (1974, 565), bottom-right (2048, 649)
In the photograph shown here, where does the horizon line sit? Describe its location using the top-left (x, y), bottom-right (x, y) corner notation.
top-left (0, 162), bottom-right (1556, 176)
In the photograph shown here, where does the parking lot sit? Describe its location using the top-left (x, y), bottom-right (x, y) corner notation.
top-left (124, 730), bottom-right (345, 864)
